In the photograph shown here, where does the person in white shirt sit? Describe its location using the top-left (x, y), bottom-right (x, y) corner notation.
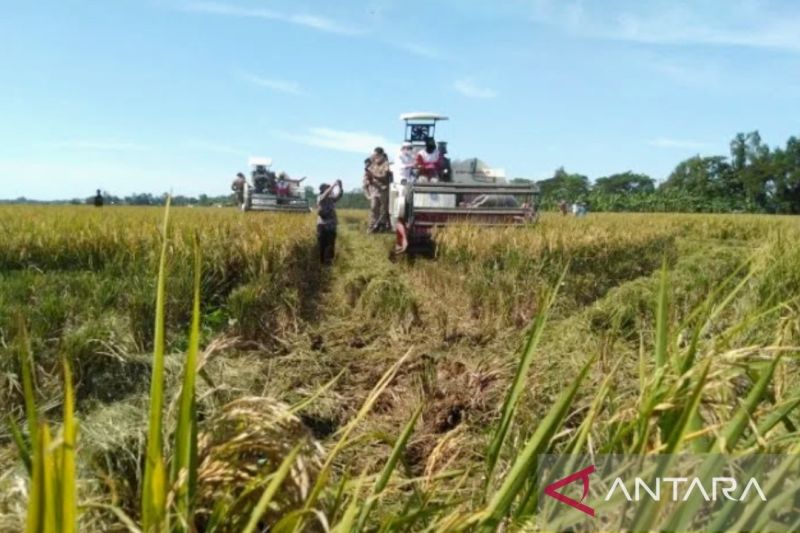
top-left (394, 142), bottom-right (416, 184)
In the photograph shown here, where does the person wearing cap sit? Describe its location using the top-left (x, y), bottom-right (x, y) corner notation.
top-left (231, 173), bottom-right (247, 205)
top-left (415, 137), bottom-right (441, 183)
top-left (394, 142), bottom-right (416, 184)
top-left (364, 146), bottom-right (392, 233)
top-left (317, 179), bottom-right (343, 265)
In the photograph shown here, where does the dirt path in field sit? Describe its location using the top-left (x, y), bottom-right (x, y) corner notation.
top-left (261, 221), bottom-right (513, 474)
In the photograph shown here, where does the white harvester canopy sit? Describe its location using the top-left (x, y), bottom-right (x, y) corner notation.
top-left (399, 112), bottom-right (449, 122)
top-left (400, 112), bottom-right (449, 148)
top-left (248, 156), bottom-right (273, 168)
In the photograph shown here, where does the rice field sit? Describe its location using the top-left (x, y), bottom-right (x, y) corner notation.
top-left (1, 205), bottom-right (800, 531)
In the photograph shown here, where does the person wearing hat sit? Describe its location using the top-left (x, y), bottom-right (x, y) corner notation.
top-left (317, 179), bottom-right (343, 265)
top-left (364, 146), bottom-right (392, 233)
top-left (231, 173), bottom-right (247, 206)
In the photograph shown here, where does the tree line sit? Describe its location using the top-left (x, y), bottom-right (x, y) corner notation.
top-left (3, 189), bottom-right (371, 208)
top-left (0, 193), bottom-right (232, 206)
top-left (528, 131), bottom-right (800, 213)
top-left (6, 130), bottom-right (799, 213)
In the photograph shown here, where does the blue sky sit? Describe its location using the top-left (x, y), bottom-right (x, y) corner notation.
top-left (2, 0), bottom-right (800, 200)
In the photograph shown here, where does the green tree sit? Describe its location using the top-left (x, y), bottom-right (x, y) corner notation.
top-left (661, 155), bottom-right (738, 206)
top-left (304, 186), bottom-right (316, 204)
top-left (730, 131), bottom-right (772, 211)
top-left (337, 189), bottom-right (369, 209)
top-left (594, 171), bottom-right (655, 195)
top-left (770, 136), bottom-right (800, 213)
top-left (536, 167), bottom-right (590, 201)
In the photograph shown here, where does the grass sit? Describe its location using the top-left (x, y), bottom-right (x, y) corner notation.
top-left (14, 339), bottom-right (77, 533)
top-left (1, 207), bottom-right (800, 530)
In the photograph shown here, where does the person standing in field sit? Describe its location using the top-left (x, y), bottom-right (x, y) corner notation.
top-left (231, 173), bottom-right (246, 205)
top-left (558, 200), bottom-right (568, 215)
top-left (317, 179), bottom-right (343, 265)
top-left (93, 189), bottom-right (104, 207)
top-left (364, 147), bottom-right (392, 233)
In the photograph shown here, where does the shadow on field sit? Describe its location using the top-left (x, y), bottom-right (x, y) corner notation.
top-left (389, 240), bottom-right (438, 263)
top-left (294, 247), bottom-right (334, 324)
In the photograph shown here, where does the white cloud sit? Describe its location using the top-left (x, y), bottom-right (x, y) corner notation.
top-left (275, 127), bottom-right (397, 155)
top-left (183, 140), bottom-right (249, 156)
top-left (393, 42), bottom-right (447, 60)
top-left (647, 59), bottom-right (720, 87)
top-left (239, 72), bottom-right (303, 94)
top-left (43, 140), bottom-right (150, 151)
top-left (181, 2), bottom-right (450, 61)
top-left (181, 1), bottom-right (278, 18)
top-left (288, 13), bottom-right (353, 34)
top-left (531, 0), bottom-right (800, 53)
top-left (648, 138), bottom-right (709, 149)
top-left (453, 79), bottom-right (497, 99)
top-left (181, 1), bottom-right (362, 35)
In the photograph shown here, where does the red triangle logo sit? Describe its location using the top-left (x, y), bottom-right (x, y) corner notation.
top-left (543, 464), bottom-right (596, 517)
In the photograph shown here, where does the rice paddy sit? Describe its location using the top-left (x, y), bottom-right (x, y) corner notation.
top-left (1, 205), bottom-right (799, 531)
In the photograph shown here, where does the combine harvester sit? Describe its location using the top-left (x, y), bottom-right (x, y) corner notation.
top-left (390, 113), bottom-right (539, 254)
top-left (241, 157), bottom-right (310, 212)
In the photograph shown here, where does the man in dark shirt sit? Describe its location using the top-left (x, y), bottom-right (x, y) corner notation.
top-left (93, 189), bottom-right (104, 207)
top-left (438, 142), bottom-right (453, 182)
top-left (317, 179), bottom-right (343, 265)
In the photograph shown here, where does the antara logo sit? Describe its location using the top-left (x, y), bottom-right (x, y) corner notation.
top-left (605, 476), bottom-right (767, 502)
top-left (543, 465), bottom-right (767, 517)
top-left (544, 465), bottom-right (596, 517)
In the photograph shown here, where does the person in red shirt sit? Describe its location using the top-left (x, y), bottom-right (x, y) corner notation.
top-left (415, 137), bottom-right (441, 182)
top-left (276, 172), bottom-right (291, 197)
